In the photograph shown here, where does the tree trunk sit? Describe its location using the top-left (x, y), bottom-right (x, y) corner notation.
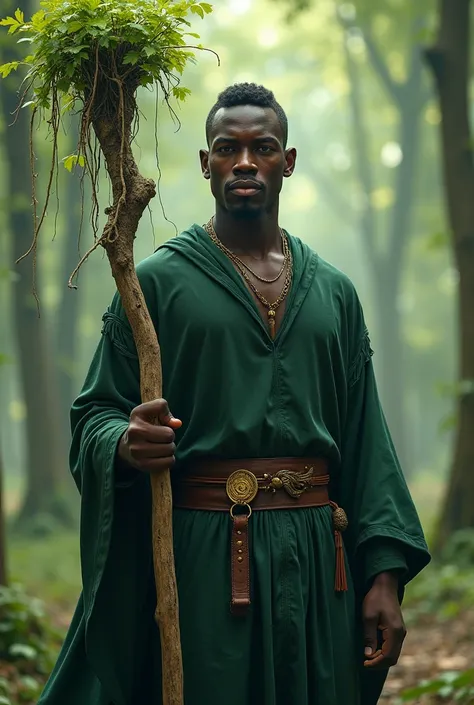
top-left (52, 133), bottom-right (84, 522)
top-left (375, 60), bottom-right (424, 472)
top-left (344, 38), bottom-right (424, 473)
top-left (0, 0), bottom-right (69, 527)
top-left (425, 0), bottom-right (474, 549)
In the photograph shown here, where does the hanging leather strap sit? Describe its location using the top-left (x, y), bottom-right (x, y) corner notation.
top-left (230, 513), bottom-right (251, 615)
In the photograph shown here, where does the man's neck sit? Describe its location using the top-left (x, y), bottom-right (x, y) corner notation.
top-left (213, 207), bottom-right (282, 259)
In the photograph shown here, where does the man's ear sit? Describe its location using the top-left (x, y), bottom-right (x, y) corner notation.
top-left (200, 149), bottom-right (210, 180)
top-left (283, 147), bottom-right (297, 178)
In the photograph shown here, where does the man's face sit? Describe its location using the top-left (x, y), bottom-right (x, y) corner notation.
top-left (200, 105), bottom-right (296, 218)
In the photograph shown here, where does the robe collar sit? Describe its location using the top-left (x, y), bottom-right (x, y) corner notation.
top-left (159, 224), bottom-right (319, 346)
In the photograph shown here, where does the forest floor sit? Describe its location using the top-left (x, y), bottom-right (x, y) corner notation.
top-left (382, 610), bottom-right (474, 703)
top-left (1, 604), bottom-right (471, 704)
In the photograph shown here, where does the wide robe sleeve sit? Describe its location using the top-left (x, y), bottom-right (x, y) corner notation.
top-left (69, 293), bottom-right (154, 705)
top-left (336, 326), bottom-right (431, 593)
top-left (70, 304), bottom-right (140, 494)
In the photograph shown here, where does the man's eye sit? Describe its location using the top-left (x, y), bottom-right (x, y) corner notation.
top-left (258, 145), bottom-right (273, 153)
top-left (218, 146), bottom-right (234, 153)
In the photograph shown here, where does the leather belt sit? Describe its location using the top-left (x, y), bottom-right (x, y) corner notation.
top-left (173, 458), bottom-right (348, 616)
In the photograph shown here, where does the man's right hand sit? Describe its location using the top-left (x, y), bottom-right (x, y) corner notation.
top-left (118, 398), bottom-right (182, 473)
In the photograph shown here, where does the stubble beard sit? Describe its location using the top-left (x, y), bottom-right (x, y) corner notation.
top-left (223, 196), bottom-right (278, 221)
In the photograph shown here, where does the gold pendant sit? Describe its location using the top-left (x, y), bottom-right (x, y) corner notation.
top-left (268, 309), bottom-right (276, 339)
top-left (226, 469), bottom-right (259, 505)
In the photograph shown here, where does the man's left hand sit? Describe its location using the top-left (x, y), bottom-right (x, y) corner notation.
top-left (362, 571), bottom-right (406, 669)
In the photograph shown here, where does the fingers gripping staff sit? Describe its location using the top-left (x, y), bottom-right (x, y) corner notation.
top-left (120, 399), bottom-right (182, 474)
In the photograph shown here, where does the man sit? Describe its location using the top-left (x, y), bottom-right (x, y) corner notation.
top-left (39, 83), bottom-right (430, 705)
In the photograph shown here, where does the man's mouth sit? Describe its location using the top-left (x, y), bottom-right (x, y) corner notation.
top-left (228, 180), bottom-right (263, 197)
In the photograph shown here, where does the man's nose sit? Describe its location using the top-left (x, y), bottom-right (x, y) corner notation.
top-left (233, 149), bottom-right (257, 174)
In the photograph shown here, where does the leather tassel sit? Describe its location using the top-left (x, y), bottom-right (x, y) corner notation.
top-left (334, 530), bottom-right (348, 592)
top-left (330, 501), bottom-right (348, 592)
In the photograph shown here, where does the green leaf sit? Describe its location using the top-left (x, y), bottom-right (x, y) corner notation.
top-left (128, 22), bottom-right (147, 32)
top-left (453, 669), bottom-right (474, 687)
top-left (172, 85), bottom-right (191, 101)
top-left (190, 4), bottom-right (205, 19)
top-left (401, 678), bottom-right (446, 700)
top-left (123, 51), bottom-right (140, 65)
top-left (14, 8), bottom-right (24, 23)
top-left (31, 10), bottom-right (46, 30)
top-left (200, 2), bottom-right (213, 13)
top-left (0, 16), bottom-right (22, 34)
top-left (61, 93), bottom-right (75, 112)
top-left (0, 697), bottom-right (11, 705)
top-left (9, 643), bottom-right (37, 660)
top-left (57, 78), bottom-right (72, 93)
top-left (65, 45), bottom-right (89, 54)
top-left (139, 74), bottom-right (153, 87)
top-left (401, 670), bottom-right (474, 701)
top-left (91, 19), bottom-right (108, 29)
top-left (143, 46), bottom-right (155, 58)
top-left (0, 61), bottom-right (20, 78)
top-left (66, 20), bottom-right (83, 33)
top-left (17, 675), bottom-right (41, 697)
top-left (62, 154), bottom-right (85, 172)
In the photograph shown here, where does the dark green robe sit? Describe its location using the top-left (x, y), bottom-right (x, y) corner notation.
top-left (38, 225), bottom-right (430, 705)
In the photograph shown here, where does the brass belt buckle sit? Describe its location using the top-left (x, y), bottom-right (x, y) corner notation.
top-left (226, 469), bottom-right (258, 518)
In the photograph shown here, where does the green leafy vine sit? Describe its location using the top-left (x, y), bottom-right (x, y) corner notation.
top-left (0, 0), bottom-right (215, 287)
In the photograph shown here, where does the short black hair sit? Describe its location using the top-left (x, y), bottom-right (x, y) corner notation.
top-left (205, 83), bottom-right (288, 147)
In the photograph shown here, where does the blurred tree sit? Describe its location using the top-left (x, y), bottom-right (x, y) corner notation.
top-left (56, 118), bottom-right (84, 444)
top-left (275, 0), bottom-right (433, 472)
top-left (0, 0), bottom-right (71, 527)
top-left (425, 0), bottom-right (474, 547)
top-left (342, 14), bottom-right (428, 474)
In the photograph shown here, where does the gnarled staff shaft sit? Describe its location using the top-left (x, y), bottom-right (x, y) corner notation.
top-left (92, 98), bottom-right (184, 705)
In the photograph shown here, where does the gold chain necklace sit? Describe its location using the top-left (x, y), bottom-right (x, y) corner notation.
top-left (204, 218), bottom-right (293, 339)
top-left (205, 221), bottom-right (289, 284)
